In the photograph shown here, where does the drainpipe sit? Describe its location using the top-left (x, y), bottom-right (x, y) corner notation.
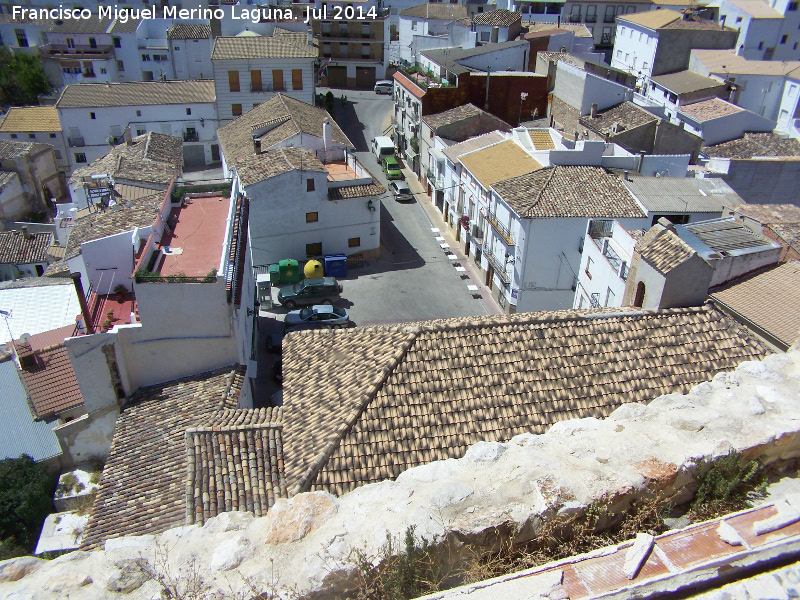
top-left (484, 66), bottom-right (491, 111)
top-left (71, 272), bottom-right (95, 335)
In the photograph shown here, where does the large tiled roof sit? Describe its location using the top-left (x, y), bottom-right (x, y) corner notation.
top-left (236, 147), bottom-right (327, 187)
top-left (49, 15), bottom-right (114, 34)
top-left (536, 51), bottom-right (581, 67)
top-left (56, 80), bottom-right (216, 108)
top-left (459, 140), bottom-right (541, 190)
top-left (423, 104), bottom-right (485, 130)
top-left (719, 0), bottom-right (782, 18)
top-left (618, 9), bottom-right (732, 31)
top-left (710, 261), bottom-right (800, 348)
top-left (703, 133), bottom-right (800, 159)
top-left (0, 230), bottom-right (51, 265)
top-left (81, 366), bottom-right (249, 550)
top-left (167, 23), bottom-right (211, 39)
top-left (441, 131), bottom-right (508, 163)
top-left (217, 94), bottom-right (352, 167)
top-left (728, 204), bottom-right (800, 225)
top-left (0, 106), bottom-right (61, 133)
top-left (211, 36), bottom-right (317, 60)
top-left (637, 223), bottom-right (696, 273)
top-left (18, 343), bottom-right (83, 419)
top-left (690, 49), bottom-right (800, 78)
top-left (65, 192), bottom-right (164, 260)
top-left (650, 71), bottom-right (725, 95)
top-left (457, 9), bottom-right (521, 27)
top-left (0, 139), bottom-right (51, 160)
top-left (281, 304), bottom-right (768, 496)
top-left (400, 3), bottom-right (469, 19)
top-left (69, 132), bottom-right (183, 186)
top-left (328, 181), bottom-right (386, 200)
top-left (525, 23), bottom-right (594, 38)
top-left (492, 165), bottom-right (645, 219)
top-left (678, 98), bottom-right (743, 122)
top-left (580, 102), bottom-right (657, 137)
top-left (623, 177), bottom-right (744, 214)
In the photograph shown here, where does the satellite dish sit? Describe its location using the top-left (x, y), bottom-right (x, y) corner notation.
top-left (19, 333), bottom-right (31, 345)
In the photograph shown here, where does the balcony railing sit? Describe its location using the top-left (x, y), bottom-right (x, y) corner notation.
top-left (483, 245), bottom-right (511, 285)
top-left (568, 14), bottom-right (582, 22)
top-left (603, 243), bottom-right (622, 272)
top-left (184, 131), bottom-right (199, 142)
top-left (250, 83), bottom-right (274, 92)
top-left (589, 220), bottom-right (613, 243)
top-left (486, 214), bottom-right (515, 247)
top-left (44, 43), bottom-right (114, 57)
top-left (590, 292), bottom-right (601, 308)
top-left (472, 225), bottom-right (484, 243)
top-left (425, 167), bottom-right (443, 189)
top-left (107, 134), bottom-right (124, 145)
top-left (68, 136), bottom-right (85, 147)
top-left (604, 15), bottom-right (616, 23)
top-left (586, 15), bottom-right (597, 22)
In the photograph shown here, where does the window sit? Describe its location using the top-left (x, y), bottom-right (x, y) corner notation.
top-left (49, 133), bottom-right (56, 138)
top-left (587, 5), bottom-right (597, 22)
top-left (113, 36), bottom-right (121, 48)
top-left (186, 107), bottom-right (192, 115)
top-left (412, 20), bottom-right (418, 31)
top-left (306, 242), bottom-right (322, 257)
top-left (100, 67), bottom-right (107, 74)
top-left (117, 60), bottom-right (124, 71)
top-left (781, 34), bottom-right (789, 44)
top-left (142, 54), bottom-right (151, 61)
top-left (136, 109), bottom-right (142, 116)
top-left (339, 42), bottom-right (348, 57)
top-left (361, 43), bottom-right (370, 58)
top-left (322, 42), bottom-right (331, 56)
top-left (480, 31), bottom-right (490, 41)
top-left (228, 70), bottom-right (240, 92)
top-left (75, 153), bottom-right (87, 163)
top-left (54, 150), bottom-right (62, 159)
top-left (795, 42), bottom-right (799, 49)
top-left (306, 178), bottom-right (315, 192)
top-left (66, 38), bottom-right (75, 49)
top-left (14, 28), bottom-right (28, 47)
top-left (251, 69), bottom-right (262, 92)
top-left (28, 134), bottom-right (35, 139)
top-left (273, 69), bottom-right (284, 91)
top-left (616, 50), bottom-right (622, 59)
top-left (9, 134), bottom-right (17, 138)
top-left (90, 112), bottom-right (96, 119)
top-left (306, 211), bottom-right (318, 222)
top-left (605, 288), bottom-right (615, 307)
top-left (758, 41), bottom-right (764, 50)
top-left (790, 1), bottom-right (799, 9)
top-left (642, 61), bottom-right (649, 71)
top-left (231, 104), bottom-right (242, 117)
top-left (735, 16), bottom-right (742, 23)
top-left (348, 237), bottom-right (360, 248)
top-left (585, 257), bottom-right (593, 278)
top-left (136, 128), bottom-right (146, 135)
top-left (292, 69), bottom-right (303, 90)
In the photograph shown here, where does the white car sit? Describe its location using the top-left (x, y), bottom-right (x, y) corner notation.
top-left (374, 80), bottom-right (393, 94)
top-left (388, 180), bottom-right (414, 202)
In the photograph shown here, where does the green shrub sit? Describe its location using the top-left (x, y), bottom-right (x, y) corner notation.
top-left (0, 455), bottom-right (56, 558)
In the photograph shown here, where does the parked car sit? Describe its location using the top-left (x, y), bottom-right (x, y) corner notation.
top-left (284, 305), bottom-right (349, 329)
top-left (388, 180), bottom-right (414, 202)
top-left (382, 155), bottom-right (403, 180)
top-left (374, 80), bottom-right (393, 94)
top-left (277, 277), bottom-right (342, 309)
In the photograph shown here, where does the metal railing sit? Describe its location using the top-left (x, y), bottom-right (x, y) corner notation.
top-left (590, 292), bottom-right (601, 308)
top-left (425, 167), bottom-right (443, 189)
top-left (586, 15), bottom-right (597, 22)
top-left (44, 43), bottom-right (114, 56)
top-left (184, 131), bottom-right (199, 142)
top-left (603, 243), bottom-right (622, 272)
top-left (472, 225), bottom-right (484, 243)
top-left (68, 136), bottom-right (85, 147)
top-left (568, 14), bottom-right (582, 22)
top-left (604, 15), bottom-right (616, 23)
top-left (483, 246), bottom-right (511, 285)
top-left (589, 219), bottom-right (613, 242)
top-left (107, 134), bottom-right (124, 145)
top-left (486, 214), bottom-right (515, 247)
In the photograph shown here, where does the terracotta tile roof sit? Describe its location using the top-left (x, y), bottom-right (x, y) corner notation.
top-left (281, 304), bottom-right (768, 496)
top-left (637, 223), bottom-right (696, 273)
top-left (217, 94), bottom-right (352, 167)
top-left (399, 3), bottom-right (469, 19)
top-left (442, 131), bottom-right (507, 164)
top-left (328, 181), bottom-right (386, 200)
top-left (49, 14), bottom-right (114, 34)
top-left (42, 259), bottom-right (70, 278)
top-left (536, 51), bottom-right (581, 67)
top-left (459, 140), bottom-right (541, 190)
top-left (236, 147), bottom-right (328, 187)
top-left (211, 36), bottom-right (317, 60)
top-left (768, 223), bottom-right (800, 251)
top-left (185, 422), bottom-right (286, 525)
top-left (423, 104), bottom-right (486, 130)
top-left (618, 9), bottom-right (733, 31)
top-left (530, 130), bottom-right (555, 150)
top-left (525, 23), bottom-right (594, 37)
top-left (108, 17), bottom-right (142, 34)
top-left (65, 192), bottom-right (164, 260)
top-left (56, 80), bottom-right (216, 108)
top-left (81, 366), bottom-right (248, 550)
top-left (68, 132), bottom-right (182, 186)
top-left (580, 102), bottom-right (657, 137)
top-left (690, 49), bottom-right (800, 78)
top-left (678, 98), bottom-right (743, 122)
top-left (0, 230), bottom-right (51, 265)
top-left (0, 106), bottom-right (61, 133)
top-left (0, 139), bottom-right (51, 160)
top-left (728, 204), bottom-right (800, 224)
top-left (166, 23), bottom-right (211, 39)
top-left (18, 343), bottom-right (83, 419)
top-left (703, 133), bottom-right (800, 159)
top-left (26, 325), bottom-right (75, 351)
top-left (457, 9), bottom-right (521, 27)
top-left (710, 261), bottom-right (800, 347)
top-left (662, 16), bottom-right (735, 30)
top-left (492, 166), bottom-right (646, 219)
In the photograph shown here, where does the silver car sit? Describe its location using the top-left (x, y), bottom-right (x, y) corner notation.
top-left (388, 180), bottom-right (414, 202)
top-left (284, 305), bottom-right (350, 329)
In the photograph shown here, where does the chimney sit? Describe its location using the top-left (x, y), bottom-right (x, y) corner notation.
top-left (638, 150), bottom-right (646, 172)
top-left (254, 137), bottom-right (261, 154)
top-left (590, 102), bottom-right (598, 118)
top-left (657, 217), bottom-right (676, 231)
top-left (678, 120), bottom-right (685, 131)
top-left (21, 225), bottom-right (30, 239)
top-left (124, 126), bottom-right (132, 146)
top-left (574, 131), bottom-right (579, 142)
top-left (322, 118), bottom-right (332, 150)
top-left (307, 30), bottom-right (313, 46)
top-left (70, 272), bottom-right (96, 335)
top-left (484, 67), bottom-right (491, 111)
top-left (15, 340), bottom-right (36, 370)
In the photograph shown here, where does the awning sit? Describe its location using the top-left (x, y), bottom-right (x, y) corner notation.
top-left (405, 149), bottom-right (418, 161)
top-left (429, 148), bottom-right (446, 164)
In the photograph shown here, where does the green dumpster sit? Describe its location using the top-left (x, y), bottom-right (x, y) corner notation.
top-left (268, 264), bottom-right (280, 284)
top-left (278, 258), bottom-right (300, 284)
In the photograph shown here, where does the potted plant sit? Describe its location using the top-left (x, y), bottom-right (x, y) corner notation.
top-left (113, 284), bottom-right (127, 303)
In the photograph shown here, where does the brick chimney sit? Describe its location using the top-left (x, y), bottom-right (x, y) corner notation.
top-left (124, 126), bottom-right (133, 146)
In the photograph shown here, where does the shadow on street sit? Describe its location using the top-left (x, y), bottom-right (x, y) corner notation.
top-left (333, 99), bottom-right (368, 151)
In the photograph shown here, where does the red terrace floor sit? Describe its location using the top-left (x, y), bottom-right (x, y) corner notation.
top-left (157, 195), bottom-right (230, 278)
top-left (88, 292), bottom-right (137, 333)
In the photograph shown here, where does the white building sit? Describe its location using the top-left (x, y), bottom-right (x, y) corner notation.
top-left (0, 106), bottom-right (69, 174)
top-left (676, 97), bottom-right (776, 145)
top-left (771, 0), bottom-right (800, 61)
top-left (167, 23), bottom-right (214, 80)
top-left (56, 80), bottom-right (218, 173)
top-left (217, 94), bottom-right (382, 266)
top-left (211, 35), bottom-right (317, 124)
top-left (644, 70), bottom-right (728, 121)
top-left (392, 70), bottom-right (424, 175)
top-left (715, 0), bottom-right (784, 60)
top-left (397, 2), bottom-right (469, 65)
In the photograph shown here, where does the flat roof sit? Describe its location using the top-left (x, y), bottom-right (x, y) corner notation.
top-left (650, 70), bottom-right (725, 95)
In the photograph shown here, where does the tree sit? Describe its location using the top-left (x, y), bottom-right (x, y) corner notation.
top-left (0, 455), bottom-right (55, 559)
top-left (0, 49), bottom-right (52, 109)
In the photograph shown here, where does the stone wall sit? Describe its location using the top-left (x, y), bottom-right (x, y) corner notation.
top-left (2, 345), bottom-right (800, 599)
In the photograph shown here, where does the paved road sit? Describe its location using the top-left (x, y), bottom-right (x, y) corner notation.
top-left (321, 88), bottom-right (490, 326)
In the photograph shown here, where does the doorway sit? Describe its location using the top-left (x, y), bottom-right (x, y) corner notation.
top-left (486, 265), bottom-right (494, 291)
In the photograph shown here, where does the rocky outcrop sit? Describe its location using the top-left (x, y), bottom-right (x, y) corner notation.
top-left (1, 347), bottom-right (799, 600)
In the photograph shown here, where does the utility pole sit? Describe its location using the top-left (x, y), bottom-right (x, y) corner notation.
top-left (484, 66), bottom-right (491, 111)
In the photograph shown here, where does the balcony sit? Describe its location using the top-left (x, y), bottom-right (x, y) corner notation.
top-left (138, 39), bottom-right (168, 50)
top-left (107, 134), bottom-right (124, 145)
top-left (425, 167), bottom-right (443, 190)
top-left (590, 292), bottom-right (601, 308)
top-left (184, 131), bottom-right (199, 142)
top-left (68, 136), bottom-right (85, 147)
top-left (483, 245), bottom-right (511, 285)
top-left (603, 15), bottom-right (616, 23)
top-left (471, 224), bottom-right (484, 243)
top-left (250, 83), bottom-right (275, 92)
top-left (44, 43), bottom-right (114, 58)
top-left (318, 31), bottom-right (379, 41)
top-left (588, 220), bottom-right (613, 245)
top-left (586, 15), bottom-right (597, 22)
top-left (568, 14), bottom-right (582, 22)
top-left (486, 214), bottom-right (515, 247)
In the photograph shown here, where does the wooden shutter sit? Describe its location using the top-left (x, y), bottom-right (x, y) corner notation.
top-left (250, 70), bottom-right (262, 92)
top-left (272, 69), bottom-right (284, 91)
top-left (292, 69), bottom-right (303, 90)
top-left (228, 70), bottom-right (240, 92)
